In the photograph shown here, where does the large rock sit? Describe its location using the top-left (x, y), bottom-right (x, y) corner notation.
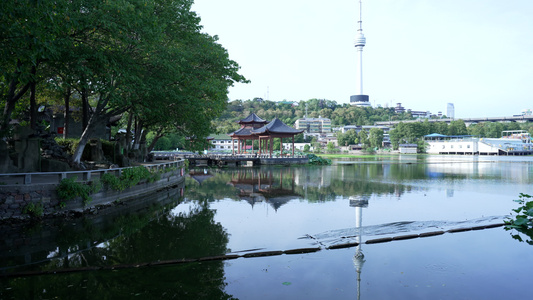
top-left (0, 140), bottom-right (16, 173)
top-left (86, 139), bottom-right (105, 162)
top-left (13, 127), bottom-right (40, 172)
top-left (41, 158), bottom-right (71, 172)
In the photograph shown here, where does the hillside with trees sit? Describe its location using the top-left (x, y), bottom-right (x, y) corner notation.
top-left (210, 98), bottom-right (414, 135)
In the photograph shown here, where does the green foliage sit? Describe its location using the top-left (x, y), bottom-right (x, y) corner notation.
top-left (303, 144), bottom-right (311, 152)
top-left (369, 128), bottom-right (384, 148)
top-left (101, 166), bottom-right (160, 192)
top-left (505, 193), bottom-right (533, 244)
top-left (22, 201), bottom-right (44, 218)
top-left (55, 138), bottom-right (81, 155)
top-left (57, 178), bottom-right (101, 207)
top-left (307, 154), bottom-right (331, 165)
top-left (326, 142), bottom-right (338, 153)
top-left (55, 137), bottom-right (93, 160)
top-left (101, 173), bottom-right (124, 191)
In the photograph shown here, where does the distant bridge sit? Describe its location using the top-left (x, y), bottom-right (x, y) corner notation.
top-left (375, 115), bottom-right (533, 126)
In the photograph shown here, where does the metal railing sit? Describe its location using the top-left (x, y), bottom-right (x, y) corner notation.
top-left (0, 160), bottom-right (184, 186)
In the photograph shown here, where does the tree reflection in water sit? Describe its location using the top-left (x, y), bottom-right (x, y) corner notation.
top-left (1, 200), bottom-right (235, 299)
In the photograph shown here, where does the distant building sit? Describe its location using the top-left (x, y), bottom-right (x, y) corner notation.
top-left (394, 103), bottom-right (433, 119)
top-left (395, 103), bottom-right (406, 114)
top-left (399, 144), bottom-right (418, 154)
top-left (447, 103), bottom-right (455, 119)
top-left (522, 109), bottom-right (532, 116)
top-left (208, 133), bottom-right (234, 151)
top-left (294, 117), bottom-right (332, 134)
top-left (410, 110), bottom-right (431, 118)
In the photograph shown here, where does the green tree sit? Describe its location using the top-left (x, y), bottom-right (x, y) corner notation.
top-left (448, 120), bottom-right (468, 135)
top-left (369, 128), bottom-right (384, 148)
top-left (326, 142), bottom-right (337, 153)
top-left (358, 130), bottom-right (369, 148)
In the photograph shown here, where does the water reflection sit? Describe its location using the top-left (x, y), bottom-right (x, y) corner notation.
top-left (3, 156), bottom-right (533, 299)
top-left (227, 168), bottom-right (300, 210)
top-left (186, 165), bottom-right (419, 206)
top-left (350, 196), bottom-right (369, 300)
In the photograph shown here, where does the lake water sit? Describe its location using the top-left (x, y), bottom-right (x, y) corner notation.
top-left (1, 155), bottom-right (533, 299)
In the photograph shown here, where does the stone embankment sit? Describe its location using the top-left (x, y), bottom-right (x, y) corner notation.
top-left (0, 160), bottom-right (185, 220)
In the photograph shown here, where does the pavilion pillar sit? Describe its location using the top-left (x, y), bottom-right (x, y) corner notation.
top-left (269, 136), bottom-right (273, 158)
top-left (292, 136), bottom-right (295, 157)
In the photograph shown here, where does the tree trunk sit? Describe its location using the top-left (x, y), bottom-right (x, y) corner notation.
top-left (126, 112), bottom-right (133, 151)
top-left (63, 87), bottom-right (71, 139)
top-left (132, 118), bottom-right (143, 150)
top-left (71, 93), bottom-right (108, 165)
top-left (29, 66), bottom-right (37, 130)
top-left (1, 62), bottom-right (31, 135)
top-left (147, 127), bottom-right (164, 153)
top-left (81, 87), bottom-right (89, 131)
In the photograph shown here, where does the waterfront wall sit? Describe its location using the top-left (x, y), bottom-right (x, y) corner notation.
top-left (259, 157), bottom-right (308, 165)
top-left (0, 181), bottom-right (185, 268)
top-left (0, 160), bottom-right (185, 220)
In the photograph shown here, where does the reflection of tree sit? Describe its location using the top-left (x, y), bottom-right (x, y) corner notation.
top-left (1, 202), bottom-right (235, 299)
top-left (184, 164), bottom-right (428, 205)
top-left (185, 171), bottom-right (238, 202)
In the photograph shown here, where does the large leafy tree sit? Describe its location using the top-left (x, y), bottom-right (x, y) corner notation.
top-left (1, 0), bottom-right (247, 165)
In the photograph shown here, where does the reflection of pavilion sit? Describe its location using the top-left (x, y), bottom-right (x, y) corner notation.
top-left (349, 195), bottom-right (369, 300)
top-left (228, 168), bottom-right (301, 211)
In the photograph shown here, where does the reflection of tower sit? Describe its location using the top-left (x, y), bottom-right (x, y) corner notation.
top-left (350, 0), bottom-right (371, 107)
top-left (350, 195), bottom-right (369, 300)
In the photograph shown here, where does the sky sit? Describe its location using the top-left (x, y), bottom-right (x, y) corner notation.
top-left (191, 0), bottom-right (533, 119)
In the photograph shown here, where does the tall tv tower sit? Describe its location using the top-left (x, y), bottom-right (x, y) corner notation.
top-left (350, 0), bottom-right (371, 107)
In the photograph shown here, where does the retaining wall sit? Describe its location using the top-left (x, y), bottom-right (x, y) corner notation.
top-left (0, 160), bottom-right (186, 220)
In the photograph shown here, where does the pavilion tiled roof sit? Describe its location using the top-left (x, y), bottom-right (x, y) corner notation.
top-left (238, 112), bottom-right (268, 124)
top-left (228, 127), bottom-right (254, 137)
top-left (252, 117), bottom-right (304, 135)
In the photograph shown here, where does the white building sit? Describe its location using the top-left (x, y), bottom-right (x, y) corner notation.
top-left (294, 117), bottom-right (332, 133)
top-left (208, 134), bottom-right (234, 151)
top-left (424, 131), bottom-right (533, 155)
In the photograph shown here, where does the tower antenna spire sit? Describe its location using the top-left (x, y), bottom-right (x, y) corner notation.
top-left (350, 0), bottom-right (371, 107)
top-left (358, 0), bottom-right (363, 31)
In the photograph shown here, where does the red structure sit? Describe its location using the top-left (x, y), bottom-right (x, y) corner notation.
top-left (228, 113), bottom-right (268, 155)
top-left (229, 113), bottom-right (303, 158)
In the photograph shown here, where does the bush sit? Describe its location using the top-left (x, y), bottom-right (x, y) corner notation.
top-left (307, 154), bottom-right (331, 165)
top-left (23, 201), bottom-right (44, 218)
top-left (57, 177), bottom-right (101, 207)
top-left (101, 166), bottom-right (160, 191)
top-left (505, 193), bottom-right (533, 244)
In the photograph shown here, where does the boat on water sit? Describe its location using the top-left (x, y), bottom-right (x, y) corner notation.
top-left (424, 130), bottom-right (533, 156)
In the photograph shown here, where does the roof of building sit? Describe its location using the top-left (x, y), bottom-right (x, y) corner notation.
top-left (238, 112), bottom-right (268, 124)
top-left (252, 117), bottom-right (304, 135)
top-left (296, 117), bottom-right (331, 122)
top-left (228, 127), bottom-right (255, 137)
top-left (209, 133), bottom-right (232, 140)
